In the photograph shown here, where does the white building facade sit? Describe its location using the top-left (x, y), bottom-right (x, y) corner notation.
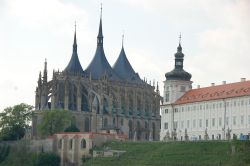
top-left (160, 42), bottom-right (250, 141)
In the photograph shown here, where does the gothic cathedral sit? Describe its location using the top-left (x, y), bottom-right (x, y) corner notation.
top-left (32, 12), bottom-right (161, 141)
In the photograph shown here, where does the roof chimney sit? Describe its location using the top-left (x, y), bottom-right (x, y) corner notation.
top-left (222, 81), bottom-right (226, 85)
top-left (241, 78), bottom-right (246, 82)
top-left (197, 85), bottom-right (200, 89)
top-left (211, 83), bottom-right (215, 86)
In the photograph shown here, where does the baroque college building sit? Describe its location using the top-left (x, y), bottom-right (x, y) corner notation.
top-left (32, 13), bottom-right (161, 141)
top-left (161, 41), bottom-right (250, 141)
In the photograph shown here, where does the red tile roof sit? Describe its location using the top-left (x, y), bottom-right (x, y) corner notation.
top-left (175, 80), bottom-right (250, 105)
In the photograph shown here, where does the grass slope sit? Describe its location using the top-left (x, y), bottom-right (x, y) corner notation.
top-left (85, 141), bottom-right (250, 166)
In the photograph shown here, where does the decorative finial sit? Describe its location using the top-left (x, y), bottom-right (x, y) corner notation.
top-left (74, 21), bottom-right (76, 32)
top-left (100, 3), bottom-right (103, 18)
top-left (122, 30), bottom-right (124, 47)
top-left (179, 32), bottom-right (182, 45)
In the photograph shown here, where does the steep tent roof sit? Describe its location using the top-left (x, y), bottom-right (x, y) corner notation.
top-left (113, 46), bottom-right (143, 83)
top-left (64, 26), bottom-right (84, 75)
top-left (85, 16), bottom-right (120, 81)
top-left (175, 80), bottom-right (250, 105)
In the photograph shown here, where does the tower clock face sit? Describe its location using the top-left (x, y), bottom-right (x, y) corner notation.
top-left (176, 62), bottom-right (182, 66)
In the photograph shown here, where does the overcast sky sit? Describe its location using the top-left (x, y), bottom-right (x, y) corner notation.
top-left (0, 0), bottom-right (249, 110)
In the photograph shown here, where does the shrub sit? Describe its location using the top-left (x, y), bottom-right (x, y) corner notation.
top-left (35, 152), bottom-right (60, 166)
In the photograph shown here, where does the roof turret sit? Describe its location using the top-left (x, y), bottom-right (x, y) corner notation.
top-left (165, 35), bottom-right (192, 81)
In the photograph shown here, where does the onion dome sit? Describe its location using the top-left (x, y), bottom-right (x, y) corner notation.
top-left (165, 40), bottom-right (192, 81)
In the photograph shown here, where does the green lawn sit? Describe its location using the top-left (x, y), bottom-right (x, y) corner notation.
top-left (84, 141), bottom-right (250, 166)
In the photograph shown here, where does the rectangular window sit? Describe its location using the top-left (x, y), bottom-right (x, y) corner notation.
top-left (200, 105), bottom-right (202, 110)
top-left (226, 117), bottom-right (229, 126)
top-left (164, 122), bottom-right (168, 129)
top-left (180, 86), bottom-right (186, 92)
top-left (233, 116), bottom-right (236, 125)
top-left (212, 118), bottom-right (215, 127)
top-left (181, 121), bottom-right (184, 129)
top-left (165, 109), bottom-right (168, 114)
top-left (241, 100), bottom-right (244, 106)
top-left (219, 117), bottom-right (222, 127)
top-left (193, 119), bottom-right (196, 128)
top-left (174, 121), bottom-right (178, 129)
top-left (248, 115), bottom-right (250, 124)
top-left (165, 93), bottom-right (169, 102)
top-left (206, 119), bottom-right (209, 128)
top-left (199, 119), bottom-right (202, 128)
top-left (241, 116), bottom-right (244, 125)
top-left (187, 120), bottom-right (190, 128)
top-left (234, 101), bottom-right (237, 107)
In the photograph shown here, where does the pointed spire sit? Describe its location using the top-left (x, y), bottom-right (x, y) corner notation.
top-left (97, 3), bottom-right (103, 46)
top-left (43, 59), bottom-right (47, 83)
top-left (156, 81), bottom-right (159, 94)
top-left (64, 24), bottom-right (84, 75)
top-left (38, 71), bottom-right (42, 87)
top-left (73, 21), bottom-right (77, 52)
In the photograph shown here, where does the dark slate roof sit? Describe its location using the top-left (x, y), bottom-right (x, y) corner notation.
top-left (85, 18), bottom-right (120, 81)
top-left (165, 68), bottom-right (192, 81)
top-left (85, 46), bottom-right (121, 80)
top-left (113, 47), bottom-right (143, 83)
top-left (64, 31), bottom-right (84, 75)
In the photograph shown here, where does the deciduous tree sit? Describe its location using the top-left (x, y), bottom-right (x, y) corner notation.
top-left (0, 103), bottom-right (33, 140)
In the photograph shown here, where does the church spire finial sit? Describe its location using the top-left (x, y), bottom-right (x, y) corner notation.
top-left (73, 21), bottom-right (77, 52)
top-left (177, 33), bottom-right (182, 52)
top-left (179, 32), bottom-right (182, 45)
top-left (97, 3), bottom-right (103, 46)
top-left (100, 3), bottom-right (103, 19)
top-left (122, 31), bottom-right (124, 48)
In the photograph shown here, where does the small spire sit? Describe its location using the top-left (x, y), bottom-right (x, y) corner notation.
top-left (73, 21), bottom-right (77, 52)
top-left (43, 59), bottom-right (48, 83)
top-left (38, 71), bottom-right (42, 86)
top-left (156, 81), bottom-right (159, 94)
top-left (97, 3), bottom-right (103, 46)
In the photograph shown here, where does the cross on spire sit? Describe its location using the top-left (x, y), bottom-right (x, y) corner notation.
top-left (179, 32), bottom-right (182, 45)
top-left (122, 30), bottom-right (124, 47)
top-left (100, 3), bottom-right (103, 18)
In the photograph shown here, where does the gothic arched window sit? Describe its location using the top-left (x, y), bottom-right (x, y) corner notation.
top-left (103, 98), bottom-right (109, 114)
top-left (104, 118), bottom-right (108, 128)
top-left (84, 117), bottom-right (90, 132)
top-left (58, 139), bottom-right (62, 149)
top-left (69, 139), bottom-right (73, 150)
top-left (81, 139), bottom-right (86, 149)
